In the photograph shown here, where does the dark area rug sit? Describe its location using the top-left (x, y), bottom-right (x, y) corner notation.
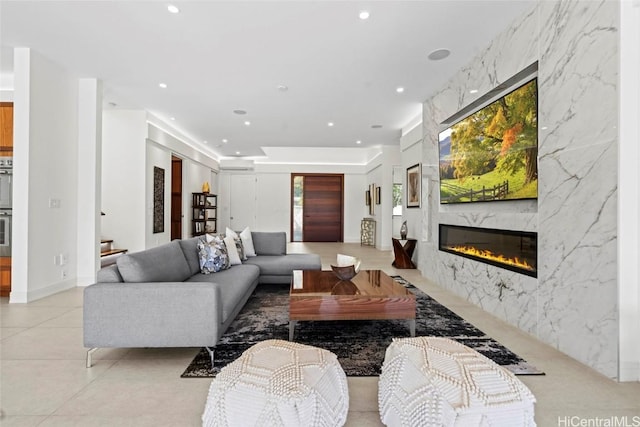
top-left (182, 276), bottom-right (543, 377)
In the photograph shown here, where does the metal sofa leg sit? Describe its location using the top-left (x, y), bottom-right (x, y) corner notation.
top-left (86, 348), bottom-right (98, 368)
top-left (205, 347), bottom-right (215, 368)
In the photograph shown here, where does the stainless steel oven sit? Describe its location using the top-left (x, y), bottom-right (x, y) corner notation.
top-left (0, 157), bottom-right (12, 210)
top-left (0, 210), bottom-right (11, 257)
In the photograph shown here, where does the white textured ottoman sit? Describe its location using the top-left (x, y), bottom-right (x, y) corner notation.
top-left (202, 339), bottom-right (349, 427)
top-left (378, 337), bottom-right (536, 427)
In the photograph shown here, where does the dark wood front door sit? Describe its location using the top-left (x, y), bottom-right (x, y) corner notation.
top-left (298, 174), bottom-right (343, 242)
top-left (171, 156), bottom-right (182, 240)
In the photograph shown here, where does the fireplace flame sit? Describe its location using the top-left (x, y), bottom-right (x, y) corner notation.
top-left (445, 245), bottom-right (535, 272)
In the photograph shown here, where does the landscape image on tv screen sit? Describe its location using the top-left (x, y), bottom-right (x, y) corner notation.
top-left (439, 78), bottom-right (537, 204)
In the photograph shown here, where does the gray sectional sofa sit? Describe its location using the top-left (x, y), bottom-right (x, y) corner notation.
top-left (83, 231), bottom-right (321, 367)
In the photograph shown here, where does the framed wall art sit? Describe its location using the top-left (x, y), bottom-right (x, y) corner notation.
top-left (153, 166), bottom-right (165, 233)
top-left (406, 163), bottom-right (421, 208)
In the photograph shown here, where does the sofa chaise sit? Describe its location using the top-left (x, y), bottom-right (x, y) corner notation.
top-left (83, 231), bottom-right (321, 367)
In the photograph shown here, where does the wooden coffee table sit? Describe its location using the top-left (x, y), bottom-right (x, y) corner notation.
top-left (289, 269), bottom-right (416, 341)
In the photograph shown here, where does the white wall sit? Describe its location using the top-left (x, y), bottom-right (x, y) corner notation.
top-left (618, 0), bottom-right (640, 382)
top-left (255, 173), bottom-right (290, 233)
top-left (145, 141), bottom-right (172, 247)
top-left (400, 124), bottom-right (423, 264)
top-left (102, 110), bottom-right (147, 253)
top-left (219, 162), bottom-right (371, 243)
top-left (11, 48), bottom-right (79, 302)
top-left (76, 79), bottom-right (102, 286)
top-left (183, 158), bottom-right (218, 237)
top-left (419, 1), bottom-right (621, 378)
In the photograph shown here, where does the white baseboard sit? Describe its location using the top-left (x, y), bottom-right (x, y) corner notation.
top-left (9, 278), bottom-right (77, 303)
top-left (619, 361), bottom-right (640, 382)
top-left (76, 276), bottom-right (96, 287)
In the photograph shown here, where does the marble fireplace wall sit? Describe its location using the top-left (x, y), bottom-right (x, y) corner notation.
top-left (419, 0), bottom-right (619, 378)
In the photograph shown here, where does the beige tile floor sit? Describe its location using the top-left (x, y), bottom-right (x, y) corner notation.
top-left (1, 242), bottom-right (639, 426)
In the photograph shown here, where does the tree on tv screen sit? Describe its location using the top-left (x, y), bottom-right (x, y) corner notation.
top-left (446, 79), bottom-right (537, 200)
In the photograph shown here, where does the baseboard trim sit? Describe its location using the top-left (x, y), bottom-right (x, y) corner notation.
top-left (9, 278), bottom-right (77, 303)
top-left (619, 361), bottom-right (640, 382)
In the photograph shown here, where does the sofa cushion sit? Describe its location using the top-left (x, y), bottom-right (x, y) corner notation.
top-left (117, 241), bottom-right (191, 282)
top-left (97, 264), bottom-right (124, 283)
top-left (240, 227), bottom-right (256, 257)
top-left (244, 254), bottom-right (321, 276)
top-left (186, 264), bottom-right (260, 322)
top-left (223, 236), bottom-right (243, 265)
top-left (178, 237), bottom-right (202, 276)
top-left (251, 232), bottom-right (286, 255)
top-left (198, 236), bottom-right (230, 274)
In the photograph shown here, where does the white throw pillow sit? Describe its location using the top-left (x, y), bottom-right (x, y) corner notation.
top-left (225, 227), bottom-right (239, 239)
top-left (223, 235), bottom-right (243, 265)
top-left (240, 227), bottom-right (256, 257)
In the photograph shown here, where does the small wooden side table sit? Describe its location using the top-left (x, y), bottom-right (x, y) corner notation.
top-left (392, 238), bottom-right (417, 269)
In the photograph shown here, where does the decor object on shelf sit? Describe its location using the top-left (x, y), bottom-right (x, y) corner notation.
top-left (379, 337), bottom-right (536, 426)
top-left (202, 340), bottom-right (349, 427)
top-left (360, 218), bottom-right (375, 246)
top-left (153, 166), bottom-right (164, 233)
top-left (400, 221), bottom-right (408, 239)
top-left (202, 181), bottom-right (210, 193)
top-left (406, 164), bottom-right (421, 208)
top-left (438, 77), bottom-right (538, 204)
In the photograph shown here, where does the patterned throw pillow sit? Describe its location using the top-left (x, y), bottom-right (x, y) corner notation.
top-left (234, 237), bottom-right (246, 261)
top-left (197, 236), bottom-right (230, 274)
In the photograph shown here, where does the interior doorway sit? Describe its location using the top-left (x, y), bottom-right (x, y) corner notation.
top-left (171, 156), bottom-right (182, 240)
top-left (291, 174), bottom-right (344, 242)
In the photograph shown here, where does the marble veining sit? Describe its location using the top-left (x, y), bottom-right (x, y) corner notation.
top-left (418, 0), bottom-right (619, 378)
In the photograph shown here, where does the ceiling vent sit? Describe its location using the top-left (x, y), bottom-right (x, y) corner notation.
top-left (220, 159), bottom-right (255, 171)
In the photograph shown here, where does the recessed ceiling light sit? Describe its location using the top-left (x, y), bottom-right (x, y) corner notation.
top-left (222, 139), bottom-right (228, 143)
top-left (541, 126), bottom-right (548, 130)
top-left (356, 140), bottom-right (362, 145)
top-left (359, 10), bottom-right (370, 20)
top-left (277, 85), bottom-right (289, 92)
top-left (396, 87), bottom-right (405, 93)
top-left (244, 121), bottom-right (251, 126)
top-left (371, 124), bottom-right (383, 129)
top-left (328, 122), bottom-right (334, 127)
top-left (203, 140), bottom-right (208, 144)
top-left (469, 89), bottom-right (479, 94)
top-left (170, 117), bottom-right (176, 121)
top-left (159, 83), bottom-right (167, 89)
top-left (235, 151), bottom-right (241, 155)
top-left (427, 48), bottom-right (451, 61)
top-left (167, 4), bottom-right (180, 14)
top-left (233, 109), bottom-right (247, 115)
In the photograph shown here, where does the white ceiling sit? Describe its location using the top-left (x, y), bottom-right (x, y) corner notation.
top-left (0, 1), bottom-right (534, 160)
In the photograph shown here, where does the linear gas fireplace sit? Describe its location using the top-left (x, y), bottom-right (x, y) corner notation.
top-left (439, 224), bottom-right (537, 277)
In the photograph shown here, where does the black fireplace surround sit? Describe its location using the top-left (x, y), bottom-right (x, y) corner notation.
top-left (439, 224), bottom-right (537, 278)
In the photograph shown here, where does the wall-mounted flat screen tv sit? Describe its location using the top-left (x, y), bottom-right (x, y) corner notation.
top-left (439, 78), bottom-right (538, 204)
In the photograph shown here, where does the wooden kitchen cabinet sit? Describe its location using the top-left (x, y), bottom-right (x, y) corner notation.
top-left (0, 257), bottom-right (11, 297)
top-left (0, 102), bottom-right (13, 154)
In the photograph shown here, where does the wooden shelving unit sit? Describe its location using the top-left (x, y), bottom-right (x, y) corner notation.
top-left (192, 193), bottom-right (217, 236)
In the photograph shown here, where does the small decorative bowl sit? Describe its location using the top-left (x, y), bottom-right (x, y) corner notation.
top-left (331, 264), bottom-right (358, 281)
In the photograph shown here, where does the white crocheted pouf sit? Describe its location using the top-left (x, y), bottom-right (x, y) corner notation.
top-left (202, 339), bottom-right (349, 427)
top-left (378, 337), bottom-right (536, 427)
